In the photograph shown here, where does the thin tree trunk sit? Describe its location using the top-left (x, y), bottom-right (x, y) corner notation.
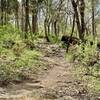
top-left (1, 0), bottom-right (4, 25)
top-left (32, 13), bottom-right (37, 33)
top-left (80, 0), bottom-right (85, 39)
top-left (32, 0), bottom-right (38, 34)
top-left (21, 0), bottom-right (24, 32)
top-left (4, 0), bottom-right (7, 25)
top-left (54, 20), bottom-right (57, 36)
top-left (15, 7), bottom-right (19, 29)
top-left (71, 0), bottom-right (85, 41)
top-left (66, 14), bottom-right (75, 52)
top-left (24, 0), bottom-right (29, 38)
top-left (92, 0), bottom-right (95, 36)
top-left (71, 0), bottom-right (81, 39)
top-left (44, 18), bottom-right (50, 42)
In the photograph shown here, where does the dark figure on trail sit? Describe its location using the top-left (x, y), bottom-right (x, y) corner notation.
top-left (61, 35), bottom-right (79, 52)
top-left (61, 35), bottom-right (100, 52)
top-left (61, 35), bottom-right (79, 45)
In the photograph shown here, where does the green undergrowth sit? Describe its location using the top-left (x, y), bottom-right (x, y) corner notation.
top-left (0, 25), bottom-right (44, 85)
top-left (48, 34), bottom-right (61, 44)
top-left (74, 66), bottom-right (100, 93)
top-left (66, 36), bottom-right (100, 93)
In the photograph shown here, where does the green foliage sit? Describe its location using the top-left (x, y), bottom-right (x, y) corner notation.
top-left (0, 25), bottom-right (43, 85)
top-left (66, 52), bottom-right (75, 63)
top-left (67, 36), bottom-right (100, 92)
top-left (66, 44), bottom-right (78, 63)
top-left (48, 34), bottom-right (61, 43)
top-left (0, 25), bottom-right (21, 41)
top-left (76, 41), bottom-right (97, 65)
top-left (74, 38), bottom-right (100, 74)
top-left (0, 42), bottom-right (42, 85)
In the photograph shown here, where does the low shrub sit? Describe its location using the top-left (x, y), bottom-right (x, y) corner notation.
top-left (66, 36), bottom-right (100, 92)
top-left (0, 25), bottom-right (43, 86)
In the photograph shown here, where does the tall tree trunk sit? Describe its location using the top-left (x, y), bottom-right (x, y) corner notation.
top-left (21, 0), bottom-right (24, 32)
top-left (54, 20), bottom-right (57, 36)
top-left (4, 0), bottom-right (7, 25)
top-left (71, 0), bottom-right (85, 41)
top-left (92, 0), bottom-right (95, 36)
top-left (24, 0), bottom-right (29, 38)
top-left (15, 7), bottom-right (19, 29)
top-left (32, 0), bottom-right (38, 34)
top-left (32, 12), bottom-right (37, 33)
top-left (6, 0), bottom-right (9, 25)
top-left (71, 14), bottom-right (76, 34)
top-left (1, 0), bottom-right (4, 25)
top-left (71, 0), bottom-right (81, 39)
top-left (66, 14), bottom-right (76, 52)
top-left (44, 18), bottom-right (50, 42)
top-left (80, 0), bottom-right (85, 39)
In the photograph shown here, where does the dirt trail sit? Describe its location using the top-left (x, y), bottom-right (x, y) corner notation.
top-left (0, 42), bottom-right (98, 100)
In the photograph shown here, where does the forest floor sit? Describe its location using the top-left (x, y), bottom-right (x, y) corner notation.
top-left (0, 40), bottom-right (99, 100)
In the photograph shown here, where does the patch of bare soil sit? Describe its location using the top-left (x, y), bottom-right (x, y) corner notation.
top-left (0, 41), bottom-right (99, 100)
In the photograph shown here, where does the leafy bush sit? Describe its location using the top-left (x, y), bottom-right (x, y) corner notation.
top-left (0, 25), bottom-right (43, 86)
top-left (66, 36), bottom-right (100, 75)
top-left (75, 39), bottom-right (99, 67)
top-left (48, 34), bottom-right (61, 43)
top-left (0, 46), bottom-right (42, 85)
top-left (67, 36), bottom-right (100, 92)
